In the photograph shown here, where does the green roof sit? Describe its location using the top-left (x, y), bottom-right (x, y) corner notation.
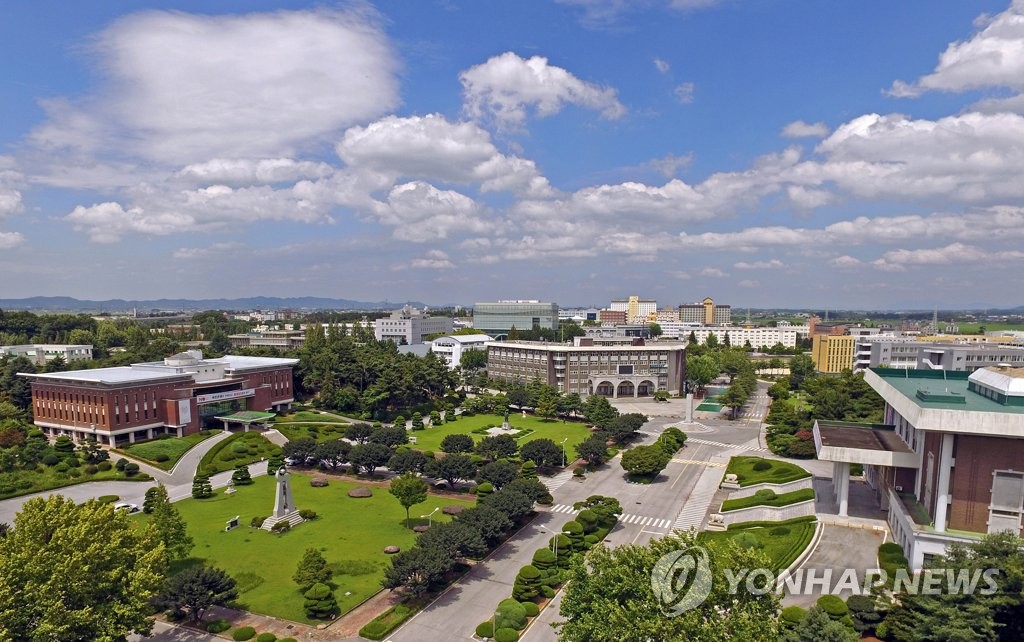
top-left (871, 368), bottom-right (1024, 414)
top-left (219, 411), bottom-right (277, 423)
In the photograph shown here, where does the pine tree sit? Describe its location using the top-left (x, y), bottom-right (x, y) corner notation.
top-left (293, 548), bottom-right (332, 590)
top-left (191, 474), bottom-right (213, 499)
top-left (231, 463), bottom-right (253, 486)
top-left (149, 483), bottom-right (194, 561)
top-left (303, 582), bottom-right (339, 619)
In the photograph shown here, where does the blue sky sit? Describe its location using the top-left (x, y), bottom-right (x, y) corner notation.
top-left (1, 0), bottom-right (1023, 309)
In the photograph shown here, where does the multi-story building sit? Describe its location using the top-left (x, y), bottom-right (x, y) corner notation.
top-left (228, 330), bottom-right (305, 350)
top-left (610, 296), bottom-right (657, 324)
top-left (20, 350), bottom-right (298, 446)
top-left (656, 307), bottom-right (681, 323)
top-left (853, 337), bottom-right (1024, 372)
top-left (486, 339), bottom-right (686, 397)
top-left (812, 334), bottom-right (857, 372)
top-left (374, 306), bottom-right (453, 344)
top-left (814, 366), bottom-right (1024, 569)
top-left (473, 301), bottom-right (559, 337)
top-left (679, 297), bottom-right (731, 325)
top-left (0, 344), bottom-right (93, 366)
top-left (672, 325), bottom-right (799, 348)
top-left (558, 308), bottom-right (600, 323)
top-left (598, 309), bottom-right (627, 325)
top-left (430, 334), bottom-right (494, 369)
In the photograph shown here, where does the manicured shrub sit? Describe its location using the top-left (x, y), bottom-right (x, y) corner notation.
top-left (521, 601), bottom-right (540, 617)
top-left (878, 542), bottom-right (903, 556)
top-left (494, 628), bottom-right (519, 642)
top-left (54, 462), bottom-right (70, 473)
top-left (495, 598), bottom-right (527, 631)
top-left (583, 534), bottom-right (599, 548)
top-left (42, 453), bottom-right (60, 466)
top-left (68, 468), bottom-right (82, 478)
top-left (251, 516), bottom-right (266, 528)
top-left (540, 585), bottom-right (555, 598)
top-left (754, 488), bottom-right (777, 500)
top-left (299, 509), bottom-right (318, 520)
top-left (752, 459), bottom-right (773, 472)
top-left (476, 622), bottom-right (496, 638)
top-left (576, 509), bottom-right (598, 534)
top-left (256, 633), bottom-right (277, 642)
top-left (562, 521), bottom-right (585, 551)
top-left (780, 606), bottom-right (807, 627)
top-left (124, 462), bottom-right (140, 476)
top-left (303, 582), bottom-right (339, 619)
top-left (272, 521), bottom-right (291, 534)
top-left (97, 460), bottom-right (112, 471)
top-left (115, 458), bottom-right (128, 471)
top-left (232, 627), bottom-right (256, 641)
top-left (84, 464), bottom-right (98, 474)
top-left (96, 495), bottom-right (120, 504)
top-left (65, 457), bottom-right (80, 467)
top-left (770, 526), bottom-right (791, 536)
top-left (153, 453), bottom-right (170, 462)
top-left (476, 482), bottom-right (494, 499)
top-left (733, 532), bottom-right (763, 550)
top-left (512, 565), bottom-right (542, 601)
top-left (205, 619), bottom-right (230, 633)
top-left (816, 594), bottom-right (849, 618)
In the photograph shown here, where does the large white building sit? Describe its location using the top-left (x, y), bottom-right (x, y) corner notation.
top-left (374, 306), bottom-right (453, 344)
top-left (669, 325), bottom-right (799, 348)
top-left (0, 344), bottom-right (93, 366)
top-left (853, 336), bottom-right (1024, 372)
top-left (610, 296), bottom-right (657, 323)
top-left (430, 334), bottom-right (494, 369)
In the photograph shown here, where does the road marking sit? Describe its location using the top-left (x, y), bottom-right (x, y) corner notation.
top-left (687, 437), bottom-right (768, 453)
top-left (671, 458), bottom-right (726, 467)
top-left (543, 470), bottom-right (575, 492)
top-left (547, 505), bottom-right (674, 530)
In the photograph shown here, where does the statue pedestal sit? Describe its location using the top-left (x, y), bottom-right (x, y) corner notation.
top-left (261, 510), bottom-right (303, 531)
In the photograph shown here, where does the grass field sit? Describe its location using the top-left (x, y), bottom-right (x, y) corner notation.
top-left (118, 430), bottom-right (221, 470)
top-left (197, 432), bottom-right (279, 476)
top-left (275, 423), bottom-right (349, 443)
top-left (956, 322), bottom-right (1024, 334)
top-left (170, 474), bottom-right (474, 623)
top-left (725, 456), bottom-right (811, 487)
top-left (699, 517), bottom-right (817, 572)
top-left (407, 413), bottom-right (592, 454)
top-left (274, 410), bottom-right (349, 424)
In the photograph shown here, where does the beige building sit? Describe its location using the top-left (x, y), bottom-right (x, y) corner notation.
top-left (486, 339), bottom-right (686, 397)
top-left (679, 297), bottom-right (731, 325)
top-left (812, 334), bottom-right (857, 373)
top-left (610, 296), bottom-right (657, 324)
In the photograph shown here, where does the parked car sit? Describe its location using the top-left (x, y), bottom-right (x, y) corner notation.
top-left (113, 502), bottom-right (139, 513)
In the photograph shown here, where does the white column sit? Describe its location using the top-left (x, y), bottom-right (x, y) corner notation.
top-left (147, 428), bottom-right (154, 440)
top-left (832, 461), bottom-right (842, 502)
top-left (934, 433), bottom-right (954, 533)
top-left (128, 432), bottom-right (136, 444)
top-left (837, 461), bottom-right (850, 517)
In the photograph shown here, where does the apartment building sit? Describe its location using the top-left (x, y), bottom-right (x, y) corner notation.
top-left (679, 297), bottom-right (731, 325)
top-left (812, 334), bottom-right (857, 373)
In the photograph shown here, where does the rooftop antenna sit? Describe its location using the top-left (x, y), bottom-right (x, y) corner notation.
top-left (933, 307), bottom-right (939, 332)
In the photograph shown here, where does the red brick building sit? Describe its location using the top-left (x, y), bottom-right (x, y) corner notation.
top-left (21, 350), bottom-right (297, 446)
top-left (814, 366), bottom-right (1024, 568)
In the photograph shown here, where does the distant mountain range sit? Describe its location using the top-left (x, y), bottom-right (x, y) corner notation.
top-left (0, 296), bottom-right (431, 313)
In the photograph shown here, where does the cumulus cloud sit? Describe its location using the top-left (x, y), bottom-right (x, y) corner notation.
top-left (0, 190), bottom-right (22, 218)
top-left (0, 232), bottom-right (25, 249)
top-left (647, 153), bottom-right (695, 178)
top-left (654, 58), bottom-right (671, 73)
top-left (374, 181), bottom-right (491, 242)
top-left (700, 267), bottom-right (728, 277)
top-left (177, 159), bottom-right (333, 185)
top-left (781, 120), bottom-right (829, 138)
top-left (872, 242), bottom-right (1024, 270)
top-left (674, 82), bottom-right (695, 104)
top-left (890, 1), bottom-right (1024, 97)
top-left (461, 52), bottom-right (625, 128)
top-left (737, 279), bottom-right (758, 288)
top-left (408, 249), bottom-right (455, 270)
top-left (29, 8), bottom-right (399, 164)
top-left (734, 259), bottom-right (784, 269)
top-left (830, 255), bottom-right (863, 268)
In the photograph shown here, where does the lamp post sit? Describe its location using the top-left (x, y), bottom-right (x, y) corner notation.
top-left (420, 507), bottom-right (439, 529)
top-left (560, 437), bottom-right (568, 468)
top-left (539, 525), bottom-right (560, 569)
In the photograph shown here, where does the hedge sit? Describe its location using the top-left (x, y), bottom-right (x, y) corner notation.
top-left (256, 634), bottom-right (277, 642)
top-left (206, 620), bottom-right (230, 633)
top-left (725, 515), bottom-right (817, 530)
top-left (720, 488), bottom-right (815, 512)
top-left (231, 627), bottom-right (256, 641)
top-left (358, 603), bottom-right (415, 640)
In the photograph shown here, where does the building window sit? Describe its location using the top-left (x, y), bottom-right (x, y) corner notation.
top-left (989, 470), bottom-right (1024, 534)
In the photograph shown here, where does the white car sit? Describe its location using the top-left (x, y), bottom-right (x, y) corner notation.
top-left (113, 502), bottom-right (139, 513)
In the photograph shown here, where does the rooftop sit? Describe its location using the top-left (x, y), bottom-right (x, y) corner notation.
top-left (870, 368), bottom-right (1024, 415)
top-left (815, 420), bottom-right (912, 453)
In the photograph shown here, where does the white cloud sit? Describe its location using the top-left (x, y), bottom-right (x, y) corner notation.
top-left (700, 267), bottom-right (728, 277)
top-left (177, 159), bottom-right (333, 185)
top-left (172, 242), bottom-right (244, 260)
top-left (65, 202), bottom-right (203, 243)
top-left (0, 189), bottom-right (22, 218)
top-left (781, 120), bottom-right (829, 138)
top-left (786, 185), bottom-right (832, 209)
top-left (408, 249), bottom-right (455, 270)
top-left (830, 255), bottom-right (863, 268)
top-left (376, 181), bottom-right (491, 242)
top-left (0, 232), bottom-right (25, 249)
top-left (647, 153), bottom-right (694, 178)
top-left (667, 270), bottom-right (692, 280)
top-left (873, 242), bottom-right (1024, 269)
top-left (890, 1), bottom-right (1024, 97)
top-left (654, 58), bottom-right (671, 73)
top-left (674, 82), bottom-right (695, 104)
top-left (29, 8), bottom-right (399, 164)
top-left (736, 279), bottom-right (758, 288)
top-left (970, 92), bottom-right (1024, 115)
top-left (734, 259), bottom-right (784, 269)
top-left (460, 52), bottom-right (626, 129)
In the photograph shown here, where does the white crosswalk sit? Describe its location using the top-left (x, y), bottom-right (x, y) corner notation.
top-left (672, 463), bottom-right (723, 531)
top-left (547, 504), bottom-right (672, 530)
top-left (543, 470), bottom-right (575, 492)
top-left (687, 437), bottom-right (767, 453)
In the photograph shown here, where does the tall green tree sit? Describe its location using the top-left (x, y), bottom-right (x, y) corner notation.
top-left (156, 565), bottom-right (237, 624)
top-left (389, 472), bottom-right (429, 527)
top-left (782, 607), bottom-right (858, 642)
top-left (293, 548), bottom-right (333, 590)
top-left (685, 354), bottom-right (719, 395)
top-left (149, 483), bottom-right (194, 561)
top-left (0, 496), bottom-right (166, 640)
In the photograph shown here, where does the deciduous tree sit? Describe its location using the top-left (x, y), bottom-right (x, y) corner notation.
top-left (389, 472), bottom-right (429, 526)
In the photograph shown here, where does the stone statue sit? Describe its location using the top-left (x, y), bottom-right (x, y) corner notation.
top-left (272, 467), bottom-right (295, 518)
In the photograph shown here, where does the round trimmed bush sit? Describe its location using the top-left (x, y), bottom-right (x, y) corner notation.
top-left (65, 457), bottom-right (80, 467)
top-left (84, 464), bottom-right (98, 475)
top-left (752, 459), bottom-right (773, 472)
top-left (299, 509), bottom-right (318, 520)
top-left (540, 585), bottom-right (555, 598)
top-left (123, 462), bottom-right (140, 476)
top-left (780, 606), bottom-right (807, 626)
top-left (206, 620), bottom-right (231, 633)
top-left (232, 627), bottom-right (256, 641)
top-left (816, 594), bottom-right (849, 617)
top-left (97, 461), bottom-right (112, 471)
top-left (494, 628), bottom-right (520, 642)
top-left (97, 495), bottom-right (120, 504)
top-left (576, 509), bottom-right (598, 534)
top-left (251, 516), bottom-right (266, 528)
top-left (54, 462), bottom-right (70, 473)
top-left (521, 601), bottom-right (539, 617)
top-left (42, 454), bottom-right (60, 466)
top-left (68, 468), bottom-right (82, 478)
top-left (754, 488), bottom-right (777, 500)
top-left (496, 598), bottom-right (527, 631)
top-left (233, 443), bottom-right (250, 454)
top-left (153, 453), bottom-right (170, 462)
top-left (476, 621), bottom-right (496, 638)
top-left (256, 633), bottom-right (277, 642)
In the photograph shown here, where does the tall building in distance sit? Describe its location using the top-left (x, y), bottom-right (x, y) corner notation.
top-left (812, 334), bottom-right (857, 373)
top-left (472, 300), bottom-right (559, 337)
top-left (0, 344), bottom-right (93, 366)
top-left (610, 296), bottom-right (657, 323)
top-left (374, 306), bottom-right (453, 344)
top-left (679, 297), bottom-right (731, 325)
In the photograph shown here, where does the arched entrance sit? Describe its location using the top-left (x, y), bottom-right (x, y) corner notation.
top-left (617, 381), bottom-right (635, 397)
top-left (637, 380), bottom-right (655, 397)
top-left (595, 381), bottom-right (615, 397)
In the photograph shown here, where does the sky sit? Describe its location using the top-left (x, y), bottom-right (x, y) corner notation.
top-left (1, 0), bottom-right (1023, 310)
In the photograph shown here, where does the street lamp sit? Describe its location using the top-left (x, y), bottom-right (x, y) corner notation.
top-left (538, 525), bottom-right (560, 569)
top-left (560, 437), bottom-right (568, 468)
top-left (420, 507), bottom-right (439, 529)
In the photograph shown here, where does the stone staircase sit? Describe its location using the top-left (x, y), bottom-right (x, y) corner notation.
top-left (261, 511), bottom-right (304, 532)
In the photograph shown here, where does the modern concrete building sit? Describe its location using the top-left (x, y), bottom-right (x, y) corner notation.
top-left (671, 325), bottom-right (799, 348)
top-left (228, 330), bottom-right (305, 350)
top-left (679, 297), bottom-right (731, 325)
top-left (430, 334), bottom-right (494, 369)
top-left (853, 338), bottom-right (1024, 373)
top-left (374, 306), bottom-right (453, 344)
top-left (486, 339), bottom-right (686, 397)
top-left (472, 301), bottom-right (558, 337)
top-left (20, 350), bottom-right (298, 445)
top-left (610, 296), bottom-right (657, 323)
top-left (0, 344), bottom-right (93, 366)
top-left (814, 366), bottom-right (1024, 569)
top-left (812, 334), bottom-right (857, 373)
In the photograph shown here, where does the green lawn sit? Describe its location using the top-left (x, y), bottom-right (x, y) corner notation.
top-left (117, 430), bottom-right (221, 470)
top-left (725, 456), bottom-right (811, 487)
top-left (197, 432), bottom-right (279, 476)
top-left (274, 410), bottom-right (349, 424)
top-left (275, 423), bottom-right (349, 443)
top-left (699, 517), bottom-right (817, 572)
top-left (169, 474), bottom-right (474, 623)
top-left (721, 487), bottom-right (815, 512)
top-left (408, 413), bottom-right (592, 454)
top-left (0, 464), bottom-right (149, 500)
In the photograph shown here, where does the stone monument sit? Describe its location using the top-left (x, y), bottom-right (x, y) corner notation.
top-left (261, 467), bottom-right (303, 531)
top-left (685, 393), bottom-right (694, 423)
top-left (501, 408), bottom-right (511, 431)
